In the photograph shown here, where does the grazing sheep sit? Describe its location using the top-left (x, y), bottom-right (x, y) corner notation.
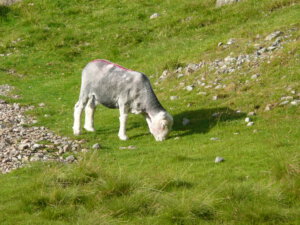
top-left (73, 59), bottom-right (173, 141)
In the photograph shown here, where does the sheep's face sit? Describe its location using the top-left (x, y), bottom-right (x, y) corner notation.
top-left (149, 112), bottom-right (173, 141)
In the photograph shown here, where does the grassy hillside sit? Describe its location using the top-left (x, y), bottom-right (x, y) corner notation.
top-left (0, 0), bottom-right (300, 224)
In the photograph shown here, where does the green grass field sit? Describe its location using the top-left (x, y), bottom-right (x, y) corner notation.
top-left (0, 0), bottom-right (300, 224)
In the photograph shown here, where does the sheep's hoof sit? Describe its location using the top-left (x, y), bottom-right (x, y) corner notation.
top-left (84, 126), bottom-right (95, 132)
top-left (73, 130), bottom-right (81, 136)
top-left (118, 134), bottom-right (128, 141)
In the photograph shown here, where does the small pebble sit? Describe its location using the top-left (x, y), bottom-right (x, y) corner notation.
top-left (182, 118), bottom-right (190, 126)
top-left (245, 117), bottom-right (251, 123)
top-left (215, 156), bottom-right (225, 163)
top-left (92, 143), bottom-right (101, 150)
top-left (247, 122), bottom-right (254, 126)
top-left (210, 137), bottom-right (219, 141)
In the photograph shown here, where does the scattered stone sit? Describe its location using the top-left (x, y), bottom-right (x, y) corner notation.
top-left (279, 100), bottom-right (289, 106)
top-left (0, 92), bottom-right (82, 173)
top-left (66, 155), bottom-right (75, 163)
top-left (39, 102), bottom-right (46, 107)
top-left (291, 100), bottom-right (300, 106)
top-left (186, 85), bottom-right (194, 91)
top-left (170, 96), bottom-right (178, 100)
top-left (150, 13), bottom-right (160, 19)
top-left (280, 96), bottom-right (293, 101)
top-left (119, 145), bottom-right (136, 150)
top-left (265, 31), bottom-right (283, 41)
top-left (218, 42), bottom-right (223, 47)
top-left (212, 96), bottom-right (218, 101)
top-left (216, 0), bottom-right (243, 7)
top-left (215, 156), bottom-right (225, 163)
top-left (185, 63), bottom-right (199, 74)
top-left (92, 143), bottom-right (101, 150)
top-left (197, 92), bottom-right (207, 95)
top-left (177, 74), bottom-right (184, 78)
top-left (264, 104), bottom-right (273, 111)
top-left (245, 117), bottom-right (251, 123)
top-left (247, 122), bottom-right (254, 126)
top-left (210, 137), bottom-right (220, 141)
top-left (247, 112), bottom-right (256, 116)
top-left (227, 38), bottom-right (236, 45)
top-left (251, 74), bottom-right (260, 79)
top-left (182, 118), bottom-right (190, 126)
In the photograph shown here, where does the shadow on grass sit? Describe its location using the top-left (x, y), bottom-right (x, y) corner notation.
top-left (0, 6), bottom-right (10, 19)
top-left (172, 107), bottom-right (246, 137)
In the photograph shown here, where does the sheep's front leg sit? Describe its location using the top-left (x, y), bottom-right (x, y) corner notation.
top-left (73, 101), bottom-right (84, 135)
top-left (84, 96), bottom-right (96, 132)
top-left (118, 105), bottom-right (129, 141)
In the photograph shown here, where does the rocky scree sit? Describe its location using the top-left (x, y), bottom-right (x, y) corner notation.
top-left (0, 92), bottom-right (85, 174)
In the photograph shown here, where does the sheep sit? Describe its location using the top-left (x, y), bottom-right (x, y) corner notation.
top-left (73, 59), bottom-right (173, 141)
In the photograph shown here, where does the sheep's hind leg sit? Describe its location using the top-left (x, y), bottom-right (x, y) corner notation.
top-left (84, 95), bottom-right (96, 132)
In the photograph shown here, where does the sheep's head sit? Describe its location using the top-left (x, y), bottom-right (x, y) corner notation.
top-left (149, 112), bottom-right (173, 141)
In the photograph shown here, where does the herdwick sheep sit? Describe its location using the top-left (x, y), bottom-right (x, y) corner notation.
top-left (73, 59), bottom-right (173, 141)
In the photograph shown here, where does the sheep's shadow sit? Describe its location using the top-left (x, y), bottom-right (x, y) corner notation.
top-left (172, 107), bottom-right (246, 137)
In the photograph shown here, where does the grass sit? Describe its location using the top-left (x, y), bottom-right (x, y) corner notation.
top-left (0, 0), bottom-right (300, 224)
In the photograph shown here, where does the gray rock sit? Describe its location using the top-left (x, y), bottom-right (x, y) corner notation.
top-left (66, 155), bottom-right (75, 162)
top-left (186, 85), bottom-right (194, 91)
top-left (182, 118), bottom-right (190, 126)
top-left (251, 74), bottom-right (260, 79)
top-left (245, 117), bottom-right (251, 123)
top-left (150, 13), bottom-right (160, 19)
top-left (216, 0), bottom-right (243, 7)
top-left (92, 143), bottom-right (101, 149)
top-left (290, 100), bottom-right (300, 106)
top-left (215, 156), bottom-right (225, 163)
top-left (279, 100), bottom-right (289, 106)
top-left (210, 137), bottom-right (220, 141)
top-left (247, 122), bottom-right (254, 126)
top-left (265, 31), bottom-right (283, 41)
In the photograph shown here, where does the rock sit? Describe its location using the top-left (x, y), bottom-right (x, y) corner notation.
top-left (251, 74), bottom-right (260, 79)
top-left (197, 92), bottom-right (207, 95)
top-left (170, 96), bottom-right (178, 100)
top-left (186, 85), bottom-right (194, 91)
top-left (210, 137), bottom-right (220, 141)
top-left (182, 118), bottom-right (190, 126)
top-left (177, 74), bottom-right (184, 79)
top-left (218, 42), bottom-right (223, 47)
top-left (279, 100), bottom-right (289, 106)
top-left (212, 96), bottom-right (218, 101)
top-left (247, 112), bottom-right (256, 116)
top-left (215, 156), bottom-right (225, 163)
top-left (150, 13), bottom-right (160, 19)
top-left (290, 100), bottom-right (300, 106)
top-left (265, 31), bottom-right (283, 41)
top-left (185, 63), bottom-right (199, 74)
top-left (247, 122), bottom-right (254, 126)
top-left (119, 145), bottom-right (136, 150)
top-left (280, 96), bottom-right (293, 101)
top-left (216, 0), bottom-right (243, 7)
top-left (227, 38), bottom-right (236, 45)
top-left (92, 143), bottom-right (101, 150)
top-left (264, 104), bottom-right (273, 111)
top-left (66, 155), bottom-right (75, 163)
top-left (245, 117), bottom-right (251, 123)
top-left (38, 102), bottom-right (46, 107)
